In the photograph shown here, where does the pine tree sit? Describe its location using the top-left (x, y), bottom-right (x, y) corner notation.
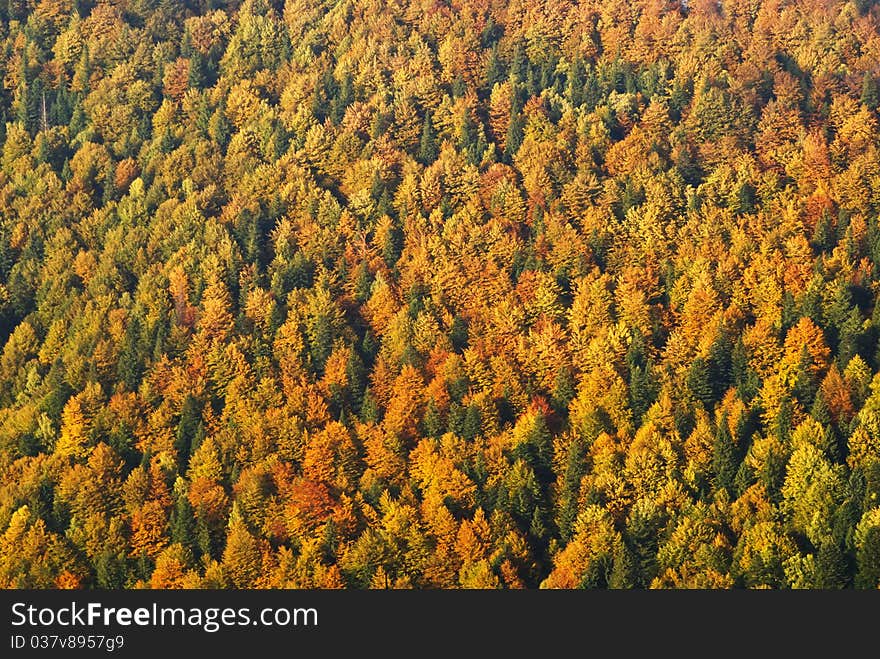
top-left (734, 459), bottom-right (756, 497)
top-left (608, 541), bottom-right (637, 589)
top-left (856, 526), bottom-right (880, 588)
top-left (331, 70), bottom-right (354, 124)
top-left (582, 64), bottom-right (602, 111)
top-left (525, 64), bottom-right (540, 98)
top-left (627, 332), bottom-right (657, 424)
top-left (208, 103), bottom-right (231, 149)
top-left (171, 479), bottom-right (197, 557)
top-left (811, 210), bottom-right (835, 253)
top-left (510, 41), bottom-right (527, 85)
top-left (417, 112), bottom-right (438, 165)
top-left (447, 402), bottom-right (465, 437)
top-left (307, 312), bottom-right (334, 374)
top-left (687, 357), bottom-right (714, 406)
top-left (462, 405), bottom-right (482, 441)
top-left (625, 510), bottom-right (661, 587)
top-left (557, 436), bottom-right (587, 541)
top-left (345, 348), bottom-right (366, 413)
top-left (485, 46), bottom-right (504, 90)
top-left (815, 540), bottom-right (848, 589)
top-left (567, 57), bottom-right (586, 108)
top-left (837, 307), bottom-right (863, 369)
top-left (68, 100), bottom-right (86, 137)
top-left (712, 415), bottom-right (737, 494)
top-left (460, 114), bottom-right (481, 165)
top-left (505, 100), bottom-right (525, 158)
top-left (449, 315), bottom-right (469, 352)
top-left (361, 329), bottom-right (379, 365)
top-left (481, 15), bottom-right (499, 47)
top-left (708, 334), bottom-right (733, 399)
top-left (96, 551), bottom-right (127, 589)
top-left (188, 51), bottom-right (207, 89)
top-left (452, 74), bottom-right (467, 98)
top-left (422, 399), bottom-right (443, 438)
top-left (793, 345), bottom-right (818, 409)
top-left (353, 263), bottom-right (372, 303)
top-left (861, 72), bottom-right (879, 112)
top-left (552, 367), bottom-right (577, 414)
top-left (810, 391), bottom-right (836, 445)
top-left (732, 337), bottom-right (759, 401)
top-left (380, 217), bottom-right (403, 267)
top-left (117, 315), bottom-right (142, 392)
top-left (361, 387), bottom-right (380, 423)
top-left (529, 505), bottom-right (547, 541)
top-left (175, 396), bottom-right (202, 467)
top-left (50, 80), bottom-right (72, 127)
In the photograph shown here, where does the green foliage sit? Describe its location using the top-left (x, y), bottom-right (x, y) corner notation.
top-left (417, 113), bottom-right (438, 166)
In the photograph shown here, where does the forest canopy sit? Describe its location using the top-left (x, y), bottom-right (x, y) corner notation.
top-left (2, 0), bottom-right (880, 589)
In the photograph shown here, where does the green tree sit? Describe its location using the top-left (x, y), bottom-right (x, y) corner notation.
top-left (687, 357), bottom-right (714, 407)
top-left (418, 112), bottom-right (438, 165)
top-left (712, 415), bottom-right (737, 494)
top-left (861, 72), bottom-right (879, 112)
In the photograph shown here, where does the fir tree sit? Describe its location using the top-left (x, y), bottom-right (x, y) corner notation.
top-left (811, 210), bottom-right (835, 253)
top-left (712, 415), bottom-right (737, 494)
top-left (552, 367), bottom-right (577, 415)
top-left (505, 102), bottom-right (525, 158)
top-left (449, 315), bottom-right (469, 352)
top-left (815, 540), bottom-right (849, 589)
top-left (462, 404), bottom-right (482, 441)
top-left (861, 72), bottom-right (879, 112)
top-left (361, 388), bottom-right (380, 423)
top-left (417, 112), bottom-right (438, 165)
top-left (485, 46), bottom-right (504, 90)
top-left (175, 395), bottom-right (202, 468)
top-left (687, 357), bottom-right (714, 406)
top-left (422, 399), bottom-right (444, 438)
top-left (117, 315), bottom-right (143, 392)
top-left (171, 482), bottom-right (197, 557)
top-left (856, 526), bottom-right (880, 589)
top-left (608, 541), bottom-right (637, 589)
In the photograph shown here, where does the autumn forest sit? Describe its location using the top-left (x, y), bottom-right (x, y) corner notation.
top-left (2, 0), bottom-right (880, 589)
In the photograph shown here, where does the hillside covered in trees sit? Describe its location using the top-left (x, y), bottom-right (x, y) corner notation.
top-left (2, 0), bottom-right (880, 589)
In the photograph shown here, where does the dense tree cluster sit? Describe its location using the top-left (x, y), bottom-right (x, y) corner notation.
top-left (2, 0), bottom-right (880, 589)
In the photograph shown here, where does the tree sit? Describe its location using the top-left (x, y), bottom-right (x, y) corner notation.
top-left (552, 367), bottom-right (577, 414)
top-left (556, 434), bottom-right (588, 542)
top-left (171, 478), bottom-right (197, 557)
top-left (627, 331), bottom-right (657, 424)
top-left (855, 510), bottom-right (880, 588)
top-left (542, 506), bottom-right (620, 589)
top-left (222, 507), bottom-right (262, 589)
top-left (861, 73), bottom-right (879, 112)
top-left (687, 357), bottom-right (714, 407)
top-left (449, 315), bottom-right (469, 352)
top-left (712, 414), bottom-right (737, 494)
top-left (55, 397), bottom-right (91, 461)
top-left (815, 540), bottom-right (848, 589)
top-left (418, 113), bottom-right (438, 165)
top-left (505, 93), bottom-right (525, 159)
top-left (782, 443), bottom-right (844, 548)
top-left (485, 47), bottom-right (504, 90)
